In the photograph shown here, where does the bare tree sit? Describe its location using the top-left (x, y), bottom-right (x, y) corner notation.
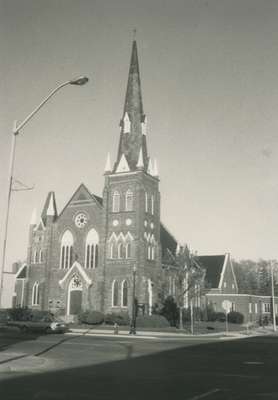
top-left (173, 245), bottom-right (205, 330)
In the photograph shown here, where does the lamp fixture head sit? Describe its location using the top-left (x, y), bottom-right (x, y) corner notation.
top-left (69, 76), bottom-right (89, 86)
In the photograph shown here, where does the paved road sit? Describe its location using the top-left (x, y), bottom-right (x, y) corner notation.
top-left (0, 329), bottom-right (278, 399)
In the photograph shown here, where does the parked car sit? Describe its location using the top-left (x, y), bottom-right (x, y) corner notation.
top-left (7, 310), bottom-right (68, 334)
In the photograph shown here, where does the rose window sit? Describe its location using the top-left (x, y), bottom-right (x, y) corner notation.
top-left (75, 213), bottom-right (88, 228)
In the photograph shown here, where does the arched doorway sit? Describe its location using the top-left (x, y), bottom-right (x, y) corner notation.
top-left (67, 274), bottom-right (83, 315)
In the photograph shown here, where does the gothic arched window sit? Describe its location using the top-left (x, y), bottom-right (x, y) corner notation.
top-left (125, 189), bottom-right (133, 211)
top-left (60, 230), bottom-right (74, 269)
top-left (33, 250), bottom-right (37, 264)
top-left (39, 250), bottom-right (43, 263)
top-left (151, 245), bottom-right (155, 261)
top-left (121, 280), bottom-right (128, 307)
top-left (110, 242), bottom-right (115, 259)
top-left (145, 192), bottom-right (148, 213)
top-left (118, 243), bottom-right (125, 259)
top-left (32, 281), bottom-right (40, 306)
top-left (112, 280), bottom-right (119, 307)
top-left (151, 195), bottom-right (154, 215)
top-left (85, 229), bottom-right (99, 269)
top-left (147, 245), bottom-right (151, 260)
top-left (125, 243), bottom-right (131, 259)
top-left (112, 191), bottom-right (120, 212)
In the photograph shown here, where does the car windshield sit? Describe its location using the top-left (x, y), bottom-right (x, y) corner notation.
top-left (31, 313), bottom-right (55, 322)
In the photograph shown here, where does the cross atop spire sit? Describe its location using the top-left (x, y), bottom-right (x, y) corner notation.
top-left (114, 38), bottom-right (149, 173)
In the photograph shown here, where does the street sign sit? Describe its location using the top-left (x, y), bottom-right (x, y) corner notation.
top-left (222, 300), bottom-right (232, 314)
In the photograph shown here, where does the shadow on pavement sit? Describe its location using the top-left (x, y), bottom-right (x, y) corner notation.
top-left (0, 335), bottom-right (278, 399)
top-left (0, 327), bottom-right (43, 352)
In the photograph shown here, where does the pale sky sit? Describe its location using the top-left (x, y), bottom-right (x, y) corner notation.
top-left (1, 0), bottom-right (278, 271)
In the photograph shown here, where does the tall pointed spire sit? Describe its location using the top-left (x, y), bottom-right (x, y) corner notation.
top-left (114, 37), bottom-right (148, 173)
top-left (123, 39), bottom-right (144, 124)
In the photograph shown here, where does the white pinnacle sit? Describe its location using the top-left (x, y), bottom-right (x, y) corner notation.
top-left (153, 159), bottom-right (159, 176)
top-left (30, 208), bottom-right (37, 225)
top-left (136, 147), bottom-right (144, 168)
top-left (147, 158), bottom-right (153, 175)
top-left (47, 193), bottom-right (55, 216)
top-left (116, 153), bottom-right (130, 173)
top-left (104, 152), bottom-right (112, 173)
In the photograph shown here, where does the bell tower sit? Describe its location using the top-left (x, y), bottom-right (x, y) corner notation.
top-left (101, 39), bottom-right (161, 315)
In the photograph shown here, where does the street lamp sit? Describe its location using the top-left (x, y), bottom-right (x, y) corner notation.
top-left (271, 261), bottom-right (276, 332)
top-left (0, 76), bottom-right (89, 307)
top-left (129, 265), bottom-right (137, 334)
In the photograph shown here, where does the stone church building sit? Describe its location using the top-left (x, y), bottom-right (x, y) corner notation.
top-left (14, 39), bottom-right (178, 319)
top-left (13, 39), bottom-right (278, 324)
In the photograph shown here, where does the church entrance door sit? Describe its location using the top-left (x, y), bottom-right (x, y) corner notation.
top-left (67, 273), bottom-right (83, 315)
top-left (69, 290), bottom-right (82, 315)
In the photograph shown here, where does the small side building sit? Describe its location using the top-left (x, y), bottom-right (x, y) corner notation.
top-left (199, 254), bottom-right (278, 324)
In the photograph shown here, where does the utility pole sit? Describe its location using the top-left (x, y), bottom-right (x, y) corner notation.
top-left (271, 261), bottom-right (276, 332)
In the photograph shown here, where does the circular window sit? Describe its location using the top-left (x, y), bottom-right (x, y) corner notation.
top-left (75, 213), bottom-right (88, 228)
top-left (126, 218), bottom-right (132, 226)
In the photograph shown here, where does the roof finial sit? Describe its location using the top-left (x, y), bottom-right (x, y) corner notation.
top-left (133, 28), bottom-right (137, 41)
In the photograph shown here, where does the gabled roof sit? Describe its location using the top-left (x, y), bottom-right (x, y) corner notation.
top-left (58, 183), bottom-right (103, 219)
top-left (15, 263), bottom-right (27, 279)
top-left (160, 223), bottom-right (178, 265)
top-left (58, 261), bottom-right (92, 289)
top-left (197, 255), bottom-right (226, 289)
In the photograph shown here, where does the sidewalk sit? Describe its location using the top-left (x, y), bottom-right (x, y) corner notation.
top-left (67, 327), bottom-right (246, 339)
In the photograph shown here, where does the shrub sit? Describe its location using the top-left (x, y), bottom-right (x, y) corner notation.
top-left (78, 310), bottom-right (104, 325)
top-left (260, 315), bottom-right (270, 326)
top-left (228, 311), bottom-right (244, 324)
top-left (104, 312), bottom-right (130, 326)
top-left (136, 314), bottom-right (170, 328)
top-left (206, 305), bottom-right (216, 322)
top-left (207, 311), bottom-right (226, 322)
top-left (160, 296), bottom-right (179, 327)
top-left (7, 307), bottom-right (31, 321)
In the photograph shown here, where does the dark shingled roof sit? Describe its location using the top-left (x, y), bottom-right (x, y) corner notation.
top-left (16, 264), bottom-right (27, 279)
top-left (93, 194), bottom-right (103, 206)
top-left (160, 223), bottom-right (177, 265)
top-left (197, 255), bottom-right (225, 289)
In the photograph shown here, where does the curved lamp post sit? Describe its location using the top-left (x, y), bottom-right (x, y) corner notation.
top-left (0, 76), bottom-right (89, 307)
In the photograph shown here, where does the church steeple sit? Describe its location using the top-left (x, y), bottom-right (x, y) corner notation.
top-left (114, 39), bottom-right (149, 173)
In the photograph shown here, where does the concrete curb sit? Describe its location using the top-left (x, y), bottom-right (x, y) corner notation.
top-left (67, 328), bottom-right (247, 339)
